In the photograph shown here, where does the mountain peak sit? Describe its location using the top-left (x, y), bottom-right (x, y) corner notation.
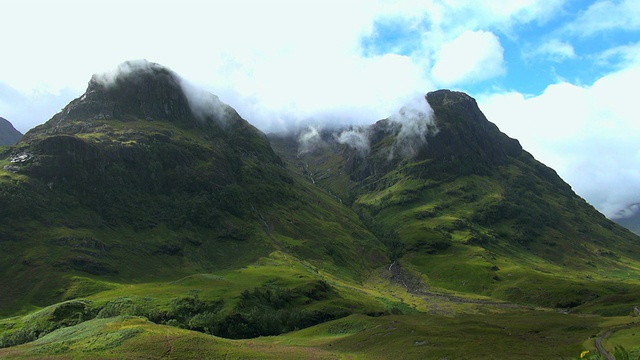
top-left (424, 89), bottom-right (522, 169)
top-left (89, 60), bottom-right (176, 88)
top-left (426, 89), bottom-right (474, 104)
top-left (66, 60), bottom-right (193, 123)
top-left (22, 60), bottom-right (250, 142)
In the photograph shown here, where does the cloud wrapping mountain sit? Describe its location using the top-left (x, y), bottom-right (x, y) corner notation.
top-left (2, 0), bottom-right (640, 220)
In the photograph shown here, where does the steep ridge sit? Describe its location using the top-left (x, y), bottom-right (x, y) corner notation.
top-left (0, 117), bottom-right (22, 146)
top-left (271, 90), bottom-right (640, 309)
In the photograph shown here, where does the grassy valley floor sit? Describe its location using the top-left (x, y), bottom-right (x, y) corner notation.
top-left (1, 251), bottom-right (639, 359)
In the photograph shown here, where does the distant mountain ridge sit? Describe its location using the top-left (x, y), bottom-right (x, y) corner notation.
top-left (0, 117), bottom-right (22, 145)
top-left (613, 203), bottom-right (640, 235)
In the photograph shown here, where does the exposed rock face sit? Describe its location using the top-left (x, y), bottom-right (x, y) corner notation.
top-left (343, 90), bottom-right (524, 181)
top-left (0, 117), bottom-right (22, 146)
top-left (425, 90), bottom-right (522, 167)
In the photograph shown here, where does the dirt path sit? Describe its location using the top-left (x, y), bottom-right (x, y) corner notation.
top-left (595, 322), bottom-right (640, 360)
top-left (161, 335), bottom-right (174, 358)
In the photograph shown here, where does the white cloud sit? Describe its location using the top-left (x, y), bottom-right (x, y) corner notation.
top-left (0, 0), bottom-right (570, 133)
top-left (2, 0), bottom-right (638, 220)
top-left (596, 41), bottom-right (640, 68)
top-left (478, 64), bottom-right (640, 217)
top-left (0, 0), bottom-right (435, 133)
top-left (527, 39), bottom-right (576, 62)
top-left (448, 0), bottom-right (566, 29)
top-left (564, 0), bottom-right (640, 36)
top-left (383, 0), bottom-right (566, 34)
top-left (430, 30), bottom-right (505, 86)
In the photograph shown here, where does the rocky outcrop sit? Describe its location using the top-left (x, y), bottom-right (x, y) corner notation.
top-left (425, 90), bottom-right (522, 168)
top-left (345, 90), bottom-right (524, 181)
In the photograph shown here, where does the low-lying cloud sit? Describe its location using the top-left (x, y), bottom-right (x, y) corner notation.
top-left (297, 126), bottom-right (324, 156)
top-left (296, 95), bottom-right (437, 160)
top-left (90, 60), bottom-right (164, 88)
top-left (335, 128), bottom-right (371, 156)
top-left (91, 60), bottom-right (233, 126)
top-left (179, 77), bottom-right (234, 126)
top-left (3, 0), bottom-right (638, 221)
top-left (389, 95), bottom-right (438, 158)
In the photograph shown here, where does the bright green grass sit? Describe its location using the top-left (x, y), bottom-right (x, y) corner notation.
top-left (256, 311), bottom-right (607, 359)
top-left (0, 310), bottom-right (617, 359)
top-left (0, 316), bottom-right (341, 359)
top-left (81, 249), bottom-right (389, 318)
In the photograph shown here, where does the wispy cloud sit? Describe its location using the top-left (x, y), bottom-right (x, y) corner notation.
top-left (563, 0), bottom-right (640, 36)
top-left (594, 41), bottom-right (640, 68)
top-left (525, 39), bottom-right (577, 62)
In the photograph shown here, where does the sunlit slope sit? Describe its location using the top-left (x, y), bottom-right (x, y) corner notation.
top-left (0, 309), bottom-right (617, 359)
top-left (272, 90), bottom-right (640, 310)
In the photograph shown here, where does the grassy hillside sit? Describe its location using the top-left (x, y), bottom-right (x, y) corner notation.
top-left (2, 306), bottom-right (635, 359)
top-left (270, 90), bottom-right (640, 313)
top-left (0, 64), bottom-right (386, 328)
top-left (2, 65), bottom-right (640, 358)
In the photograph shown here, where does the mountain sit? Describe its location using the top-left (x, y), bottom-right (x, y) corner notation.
top-left (0, 117), bottom-right (22, 146)
top-left (613, 204), bottom-right (640, 235)
top-left (2, 64), bottom-right (640, 359)
top-left (0, 60), bottom-right (386, 320)
top-left (270, 90), bottom-right (640, 309)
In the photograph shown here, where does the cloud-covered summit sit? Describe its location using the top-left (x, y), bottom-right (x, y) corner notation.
top-left (57, 60), bottom-right (240, 129)
top-left (296, 95), bottom-right (438, 160)
top-left (3, 0), bottom-right (640, 221)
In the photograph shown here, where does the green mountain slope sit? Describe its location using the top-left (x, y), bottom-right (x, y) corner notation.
top-left (2, 64), bottom-right (640, 359)
top-left (0, 61), bottom-right (386, 321)
top-left (0, 117), bottom-right (22, 146)
top-left (270, 90), bottom-right (640, 310)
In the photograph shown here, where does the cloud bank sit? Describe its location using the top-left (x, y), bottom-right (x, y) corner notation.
top-left (297, 95), bottom-right (437, 160)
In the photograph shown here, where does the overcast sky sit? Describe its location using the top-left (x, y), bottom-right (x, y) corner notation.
top-left (1, 0), bottom-right (639, 219)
